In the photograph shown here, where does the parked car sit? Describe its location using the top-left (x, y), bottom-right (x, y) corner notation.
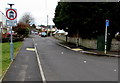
top-left (53, 29), bottom-right (66, 36)
top-left (39, 32), bottom-right (41, 36)
top-left (41, 32), bottom-right (47, 37)
top-left (34, 32), bottom-right (38, 35)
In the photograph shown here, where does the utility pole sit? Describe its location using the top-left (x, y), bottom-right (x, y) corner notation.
top-left (47, 15), bottom-right (48, 36)
top-left (47, 15), bottom-right (48, 26)
top-left (50, 25), bottom-right (52, 37)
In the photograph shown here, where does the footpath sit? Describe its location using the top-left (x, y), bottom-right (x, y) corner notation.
top-left (2, 37), bottom-right (42, 82)
top-left (57, 41), bottom-right (120, 58)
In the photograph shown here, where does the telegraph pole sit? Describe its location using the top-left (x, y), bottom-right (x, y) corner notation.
top-left (47, 15), bottom-right (48, 36)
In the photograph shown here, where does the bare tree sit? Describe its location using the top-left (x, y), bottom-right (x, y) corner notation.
top-left (19, 12), bottom-right (34, 25)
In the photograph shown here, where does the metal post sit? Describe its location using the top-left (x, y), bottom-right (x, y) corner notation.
top-left (47, 15), bottom-right (48, 36)
top-left (8, 3), bottom-right (14, 61)
top-left (10, 26), bottom-right (13, 61)
top-left (104, 25), bottom-right (108, 54)
top-left (50, 25), bottom-right (52, 37)
top-left (66, 27), bottom-right (68, 42)
top-left (76, 30), bottom-right (79, 47)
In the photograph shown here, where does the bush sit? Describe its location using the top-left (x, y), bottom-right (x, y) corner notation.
top-left (2, 38), bottom-right (9, 43)
top-left (13, 22), bottom-right (30, 38)
top-left (115, 35), bottom-right (120, 41)
top-left (2, 37), bottom-right (24, 43)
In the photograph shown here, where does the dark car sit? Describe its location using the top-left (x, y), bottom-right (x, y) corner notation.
top-left (41, 32), bottom-right (47, 37)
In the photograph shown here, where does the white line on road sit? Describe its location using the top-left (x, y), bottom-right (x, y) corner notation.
top-left (35, 43), bottom-right (37, 46)
top-left (33, 38), bottom-right (47, 83)
top-left (61, 52), bottom-right (64, 54)
top-left (114, 69), bottom-right (117, 72)
top-left (57, 43), bottom-right (71, 49)
top-left (84, 60), bottom-right (87, 63)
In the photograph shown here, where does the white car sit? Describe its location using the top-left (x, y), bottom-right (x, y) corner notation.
top-left (53, 29), bottom-right (66, 35)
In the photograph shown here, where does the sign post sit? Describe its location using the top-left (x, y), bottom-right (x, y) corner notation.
top-left (6, 4), bottom-right (17, 61)
top-left (104, 20), bottom-right (109, 54)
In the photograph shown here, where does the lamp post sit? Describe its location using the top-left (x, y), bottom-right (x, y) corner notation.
top-left (50, 25), bottom-right (52, 37)
top-left (46, 15), bottom-right (48, 36)
top-left (8, 3), bottom-right (14, 61)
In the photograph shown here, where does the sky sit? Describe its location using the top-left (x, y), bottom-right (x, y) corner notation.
top-left (0, 0), bottom-right (60, 25)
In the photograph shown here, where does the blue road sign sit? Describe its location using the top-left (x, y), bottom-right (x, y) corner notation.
top-left (106, 20), bottom-right (109, 27)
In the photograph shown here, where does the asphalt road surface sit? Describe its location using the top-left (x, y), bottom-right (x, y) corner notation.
top-left (33, 35), bottom-right (118, 82)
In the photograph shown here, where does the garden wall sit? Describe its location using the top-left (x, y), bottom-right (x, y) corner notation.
top-left (54, 34), bottom-right (120, 51)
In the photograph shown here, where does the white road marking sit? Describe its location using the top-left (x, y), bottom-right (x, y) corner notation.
top-left (33, 38), bottom-right (47, 83)
top-left (114, 69), bottom-right (117, 72)
top-left (57, 43), bottom-right (71, 49)
top-left (84, 60), bottom-right (87, 63)
top-left (35, 43), bottom-right (37, 46)
top-left (61, 52), bottom-right (64, 54)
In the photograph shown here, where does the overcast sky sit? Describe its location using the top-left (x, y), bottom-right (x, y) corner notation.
top-left (0, 0), bottom-right (60, 25)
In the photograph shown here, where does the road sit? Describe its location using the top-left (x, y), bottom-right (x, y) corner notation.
top-left (2, 37), bottom-right (42, 82)
top-left (33, 35), bottom-right (118, 81)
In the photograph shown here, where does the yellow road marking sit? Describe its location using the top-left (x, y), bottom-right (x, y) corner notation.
top-left (71, 48), bottom-right (83, 51)
top-left (26, 48), bottom-right (36, 51)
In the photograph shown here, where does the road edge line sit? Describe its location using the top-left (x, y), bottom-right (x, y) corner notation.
top-left (33, 38), bottom-right (47, 83)
top-left (57, 42), bottom-right (71, 50)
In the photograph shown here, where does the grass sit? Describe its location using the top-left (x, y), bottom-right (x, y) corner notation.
top-left (1, 42), bottom-right (23, 76)
top-left (0, 43), bottom-right (2, 77)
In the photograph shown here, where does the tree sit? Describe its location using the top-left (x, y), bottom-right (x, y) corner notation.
top-left (19, 12), bottom-right (34, 25)
top-left (31, 24), bottom-right (36, 29)
top-left (53, 2), bottom-right (120, 39)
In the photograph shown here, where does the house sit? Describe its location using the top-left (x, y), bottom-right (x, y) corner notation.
top-left (0, 11), bottom-right (7, 34)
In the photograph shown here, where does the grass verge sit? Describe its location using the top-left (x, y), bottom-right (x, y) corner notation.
top-left (1, 42), bottom-right (23, 76)
top-left (0, 43), bottom-right (2, 77)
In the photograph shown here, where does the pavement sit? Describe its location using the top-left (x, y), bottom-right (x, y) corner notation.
top-left (57, 41), bottom-right (120, 58)
top-left (1, 37), bottom-right (42, 82)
